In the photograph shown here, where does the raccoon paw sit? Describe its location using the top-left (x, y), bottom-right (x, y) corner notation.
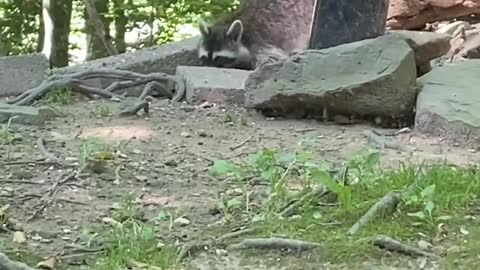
top-left (255, 55), bottom-right (280, 69)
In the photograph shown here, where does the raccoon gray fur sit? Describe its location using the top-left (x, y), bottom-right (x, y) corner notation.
top-left (197, 0), bottom-right (315, 70)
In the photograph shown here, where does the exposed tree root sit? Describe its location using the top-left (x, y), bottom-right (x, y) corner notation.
top-left (348, 165), bottom-right (427, 236)
top-left (8, 69), bottom-right (176, 106)
top-left (227, 238), bottom-right (321, 252)
top-left (0, 252), bottom-right (38, 270)
top-left (348, 191), bottom-right (401, 236)
top-left (362, 129), bottom-right (409, 152)
top-left (371, 235), bottom-right (438, 258)
top-left (118, 99), bottom-right (150, 117)
top-left (175, 227), bottom-right (257, 264)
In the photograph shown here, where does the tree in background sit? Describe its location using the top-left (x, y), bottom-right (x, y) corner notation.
top-left (0, 0), bottom-right (241, 67)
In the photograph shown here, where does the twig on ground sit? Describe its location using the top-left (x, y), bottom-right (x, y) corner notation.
top-left (280, 186), bottom-right (329, 217)
top-left (230, 135), bottom-right (254, 151)
top-left (362, 129), bottom-right (409, 152)
top-left (175, 227), bottom-right (258, 264)
top-left (27, 171), bottom-right (77, 221)
top-left (347, 191), bottom-right (401, 236)
top-left (371, 235), bottom-right (438, 258)
top-left (227, 238), bottom-right (321, 252)
top-left (8, 68), bottom-right (177, 106)
top-left (36, 136), bottom-right (61, 163)
top-left (0, 252), bottom-right (38, 270)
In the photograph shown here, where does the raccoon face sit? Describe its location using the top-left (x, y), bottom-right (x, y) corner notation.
top-left (197, 19), bottom-right (254, 70)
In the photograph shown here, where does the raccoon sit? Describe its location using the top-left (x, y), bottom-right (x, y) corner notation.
top-left (197, 0), bottom-right (315, 70)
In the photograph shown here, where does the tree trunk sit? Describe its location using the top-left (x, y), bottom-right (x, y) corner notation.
top-left (113, 0), bottom-right (127, 53)
top-left (84, 0), bottom-right (116, 60)
top-left (309, 0), bottom-right (390, 50)
top-left (41, 0), bottom-right (73, 67)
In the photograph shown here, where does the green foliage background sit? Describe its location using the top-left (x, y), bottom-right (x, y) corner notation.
top-left (0, 0), bottom-right (242, 59)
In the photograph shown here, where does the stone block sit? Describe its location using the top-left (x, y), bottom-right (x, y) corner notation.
top-left (415, 59), bottom-right (480, 147)
top-left (245, 34), bottom-right (417, 125)
top-left (0, 53), bottom-right (49, 97)
top-left (175, 66), bottom-right (251, 105)
top-left (0, 102), bottom-right (58, 125)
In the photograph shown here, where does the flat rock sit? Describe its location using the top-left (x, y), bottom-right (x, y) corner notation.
top-left (0, 53), bottom-right (49, 97)
top-left (387, 30), bottom-right (451, 65)
top-left (415, 59), bottom-right (480, 147)
top-left (245, 34), bottom-right (417, 125)
top-left (176, 66), bottom-right (251, 105)
top-left (0, 103), bottom-right (58, 125)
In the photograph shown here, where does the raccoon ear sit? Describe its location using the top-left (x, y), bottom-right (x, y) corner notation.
top-left (198, 18), bottom-right (210, 36)
top-left (226, 19), bottom-right (244, 42)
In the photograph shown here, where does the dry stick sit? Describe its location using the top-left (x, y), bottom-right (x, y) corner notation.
top-left (227, 238), bottom-right (321, 252)
top-left (0, 252), bottom-right (38, 270)
top-left (36, 136), bottom-right (61, 163)
top-left (371, 235), bottom-right (438, 258)
top-left (280, 186), bottom-right (328, 218)
top-left (362, 129), bottom-right (409, 152)
top-left (230, 135), bottom-right (254, 151)
top-left (27, 171), bottom-right (77, 222)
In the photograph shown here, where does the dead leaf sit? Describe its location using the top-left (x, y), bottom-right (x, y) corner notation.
top-left (13, 231), bottom-right (27, 244)
top-left (101, 217), bottom-right (122, 227)
top-left (37, 256), bottom-right (56, 269)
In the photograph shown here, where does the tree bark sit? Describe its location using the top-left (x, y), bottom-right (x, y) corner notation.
top-left (309, 0), bottom-right (390, 50)
top-left (113, 0), bottom-right (128, 53)
top-left (41, 0), bottom-right (73, 67)
top-left (84, 0), bottom-right (117, 60)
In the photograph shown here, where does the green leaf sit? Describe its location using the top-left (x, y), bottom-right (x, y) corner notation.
top-left (365, 151), bottom-right (381, 168)
top-left (226, 198), bottom-right (242, 209)
top-left (310, 168), bottom-right (352, 210)
top-left (407, 211), bottom-right (426, 220)
top-left (210, 160), bottom-right (238, 177)
top-left (425, 201), bottom-right (435, 216)
top-left (421, 184), bottom-right (436, 199)
top-left (278, 152), bottom-right (296, 165)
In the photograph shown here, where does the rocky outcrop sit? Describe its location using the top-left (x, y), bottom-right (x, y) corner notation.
top-left (387, 0), bottom-right (480, 30)
top-left (415, 59), bottom-right (480, 147)
top-left (244, 34), bottom-right (417, 127)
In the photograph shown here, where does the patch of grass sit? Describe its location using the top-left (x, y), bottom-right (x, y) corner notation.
top-left (209, 143), bottom-right (480, 267)
top-left (92, 194), bottom-right (177, 270)
top-left (41, 87), bottom-right (73, 105)
top-left (77, 138), bottom-right (117, 173)
top-left (95, 102), bottom-right (112, 118)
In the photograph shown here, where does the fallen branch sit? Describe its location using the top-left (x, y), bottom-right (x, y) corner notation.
top-left (347, 191), bottom-right (400, 236)
top-left (8, 68), bottom-right (177, 106)
top-left (226, 238), bottom-right (321, 252)
top-left (371, 235), bottom-right (438, 258)
top-left (0, 252), bottom-right (38, 270)
top-left (230, 135), bottom-right (254, 151)
top-left (362, 129), bottom-right (409, 152)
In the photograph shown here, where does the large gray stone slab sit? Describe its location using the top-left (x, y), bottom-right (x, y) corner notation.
top-left (0, 102), bottom-right (58, 125)
top-left (53, 37), bottom-right (202, 97)
top-left (176, 66), bottom-right (251, 105)
top-left (55, 36), bottom-right (201, 75)
top-left (415, 59), bottom-right (480, 147)
top-left (245, 34), bottom-right (417, 126)
top-left (0, 53), bottom-right (49, 97)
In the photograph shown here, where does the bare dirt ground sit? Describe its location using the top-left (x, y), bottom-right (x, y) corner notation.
top-left (1, 97), bottom-right (479, 269)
